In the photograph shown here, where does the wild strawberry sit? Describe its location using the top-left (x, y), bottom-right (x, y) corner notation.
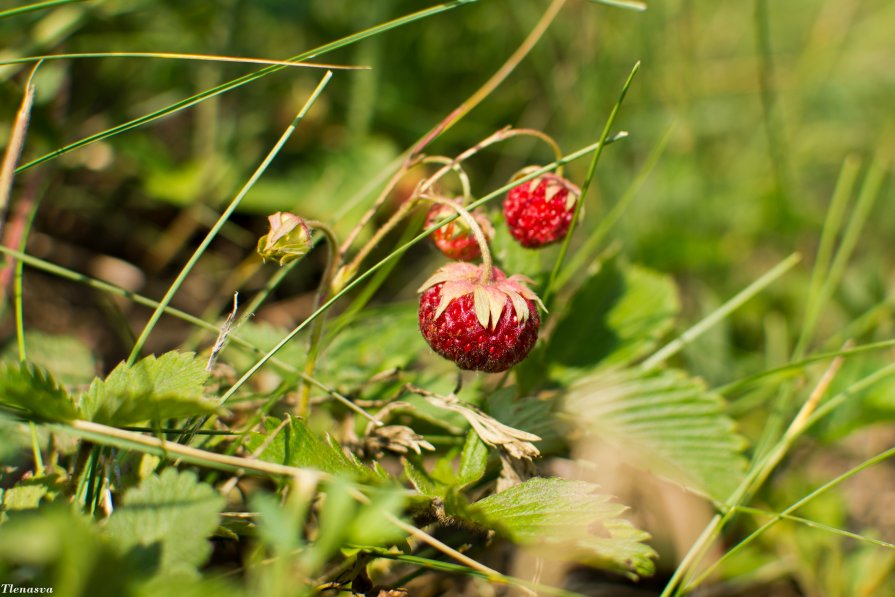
top-left (425, 203), bottom-right (495, 262)
top-left (503, 173), bottom-right (581, 248)
top-left (418, 262), bottom-right (543, 372)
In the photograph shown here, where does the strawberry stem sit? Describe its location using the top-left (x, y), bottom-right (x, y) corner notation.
top-left (422, 196), bottom-right (493, 283)
top-left (296, 220), bottom-right (340, 419)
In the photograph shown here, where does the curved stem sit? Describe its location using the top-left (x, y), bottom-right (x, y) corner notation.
top-left (420, 155), bottom-right (473, 203)
top-left (297, 221), bottom-right (340, 419)
top-left (421, 195), bottom-right (493, 282)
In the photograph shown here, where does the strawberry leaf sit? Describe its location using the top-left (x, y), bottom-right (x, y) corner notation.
top-left (564, 367), bottom-right (748, 501)
top-left (457, 430), bottom-right (488, 488)
top-left (0, 362), bottom-right (78, 422)
top-left (246, 416), bottom-right (386, 482)
top-left (78, 351), bottom-right (217, 426)
top-left (547, 257), bottom-right (679, 375)
top-left (472, 477), bottom-right (656, 579)
top-left (105, 469), bottom-right (226, 578)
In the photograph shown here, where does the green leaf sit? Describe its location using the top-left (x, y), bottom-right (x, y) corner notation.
top-left (472, 477), bottom-right (656, 579)
top-left (546, 257), bottom-right (679, 376)
top-left (0, 362), bottom-right (77, 422)
top-left (105, 468), bottom-right (226, 578)
top-left (403, 457), bottom-right (449, 499)
top-left (457, 430), bottom-right (488, 488)
top-left (79, 351), bottom-right (217, 426)
top-left (2, 331), bottom-right (97, 387)
top-left (246, 416), bottom-right (383, 482)
top-left (564, 367), bottom-right (747, 500)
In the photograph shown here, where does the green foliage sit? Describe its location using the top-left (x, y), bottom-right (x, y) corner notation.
top-left (457, 430), bottom-right (488, 488)
top-left (564, 367), bottom-right (747, 501)
top-left (473, 477), bottom-right (656, 579)
top-left (546, 256), bottom-right (679, 375)
top-left (79, 352), bottom-right (218, 426)
top-left (246, 416), bottom-right (385, 482)
top-left (0, 362), bottom-right (77, 422)
top-left (105, 468), bottom-right (226, 578)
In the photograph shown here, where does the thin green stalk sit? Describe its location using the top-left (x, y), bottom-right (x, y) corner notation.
top-left (0, 0), bottom-right (84, 20)
top-left (543, 61), bottom-right (640, 306)
top-left (359, 546), bottom-right (588, 597)
top-left (794, 155), bottom-right (864, 359)
top-left (643, 253), bottom-right (801, 370)
top-left (0, 244), bottom-right (379, 424)
top-left (127, 72), bottom-right (333, 365)
top-left (715, 338), bottom-right (895, 396)
top-left (734, 505), bottom-right (895, 551)
top-left (297, 222), bottom-right (340, 418)
top-left (558, 122), bottom-right (674, 289)
top-left (218, 135), bottom-right (628, 405)
top-left (15, 0), bottom-right (478, 174)
top-left (585, 0), bottom-right (647, 10)
top-left (0, 63), bottom-right (38, 241)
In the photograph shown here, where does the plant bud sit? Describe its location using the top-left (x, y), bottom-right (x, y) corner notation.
top-left (257, 212), bottom-right (312, 266)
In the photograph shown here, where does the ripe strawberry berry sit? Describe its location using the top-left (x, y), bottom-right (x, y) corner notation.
top-left (425, 203), bottom-right (494, 262)
top-left (418, 262), bottom-right (543, 372)
top-left (503, 173), bottom-right (581, 248)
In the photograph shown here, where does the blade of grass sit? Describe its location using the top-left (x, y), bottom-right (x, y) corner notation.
top-left (585, 0), bottom-right (647, 11)
top-left (0, 0), bottom-right (84, 20)
top-left (715, 338), bottom-right (895, 396)
top-left (0, 62), bottom-right (38, 240)
top-left (557, 121), bottom-right (673, 289)
top-left (127, 71), bottom-right (332, 365)
top-left (15, 0), bottom-right (479, 174)
top-left (0, 52), bottom-right (367, 70)
top-left (734, 505), bottom-right (895, 551)
top-left (543, 61), bottom-right (640, 305)
top-left (794, 155), bottom-right (863, 359)
top-left (642, 252), bottom-right (802, 370)
top-left (358, 546), bottom-right (589, 597)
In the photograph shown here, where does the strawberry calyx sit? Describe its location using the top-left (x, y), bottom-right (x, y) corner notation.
top-left (417, 262), bottom-right (545, 330)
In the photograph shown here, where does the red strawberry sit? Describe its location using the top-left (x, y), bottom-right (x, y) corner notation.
top-left (425, 203), bottom-right (494, 262)
top-left (503, 173), bottom-right (581, 248)
top-left (418, 262), bottom-right (543, 372)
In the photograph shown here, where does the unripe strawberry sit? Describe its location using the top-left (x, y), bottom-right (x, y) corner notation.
top-left (418, 262), bottom-right (543, 372)
top-left (503, 173), bottom-right (581, 248)
top-left (425, 203), bottom-right (495, 262)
